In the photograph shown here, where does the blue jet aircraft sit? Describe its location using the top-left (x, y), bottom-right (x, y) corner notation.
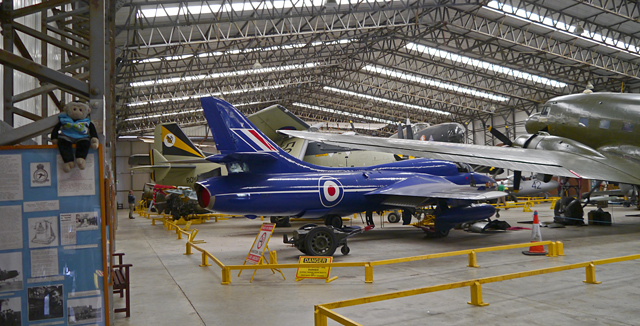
top-left (195, 97), bottom-right (505, 236)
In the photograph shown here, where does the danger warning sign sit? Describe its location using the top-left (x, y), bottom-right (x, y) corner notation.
top-left (295, 256), bottom-right (336, 282)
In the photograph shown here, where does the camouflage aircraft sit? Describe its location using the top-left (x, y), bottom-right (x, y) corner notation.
top-left (280, 92), bottom-right (640, 224)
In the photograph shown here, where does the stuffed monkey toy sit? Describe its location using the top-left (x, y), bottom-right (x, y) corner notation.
top-left (51, 102), bottom-right (99, 172)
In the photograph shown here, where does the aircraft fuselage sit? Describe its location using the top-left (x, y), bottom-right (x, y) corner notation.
top-left (526, 93), bottom-right (640, 150)
top-left (197, 159), bottom-right (493, 218)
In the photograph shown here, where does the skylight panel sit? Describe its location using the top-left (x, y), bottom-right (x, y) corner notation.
top-left (130, 63), bottom-right (320, 87)
top-left (323, 86), bottom-right (451, 116)
top-left (124, 84), bottom-right (289, 118)
top-left (138, 0), bottom-right (383, 18)
top-left (405, 42), bottom-right (567, 89)
top-left (135, 40), bottom-right (352, 64)
top-left (293, 102), bottom-right (395, 125)
top-left (486, 1), bottom-right (638, 55)
top-left (363, 65), bottom-right (509, 102)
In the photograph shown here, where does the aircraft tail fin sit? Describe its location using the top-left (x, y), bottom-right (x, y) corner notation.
top-left (202, 97), bottom-right (283, 155)
top-left (154, 123), bottom-right (205, 159)
top-left (149, 149), bottom-right (170, 181)
top-left (200, 97), bottom-right (314, 173)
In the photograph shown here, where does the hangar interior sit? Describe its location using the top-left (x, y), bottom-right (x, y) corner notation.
top-left (0, 0), bottom-right (640, 325)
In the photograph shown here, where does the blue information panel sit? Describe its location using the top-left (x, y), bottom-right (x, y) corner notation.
top-left (0, 146), bottom-right (107, 326)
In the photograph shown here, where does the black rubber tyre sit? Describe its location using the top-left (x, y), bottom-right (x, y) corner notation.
top-left (341, 245), bottom-right (350, 255)
top-left (304, 226), bottom-right (337, 256)
top-left (270, 216), bottom-right (291, 227)
top-left (387, 212), bottom-right (400, 223)
top-left (425, 228), bottom-right (450, 238)
top-left (554, 196), bottom-right (584, 225)
top-left (325, 215), bottom-right (343, 228)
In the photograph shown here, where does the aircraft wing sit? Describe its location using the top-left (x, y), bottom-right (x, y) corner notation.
top-left (365, 175), bottom-right (506, 207)
top-left (279, 130), bottom-right (640, 185)
top-left (129, 164), bottom-right (197, 172)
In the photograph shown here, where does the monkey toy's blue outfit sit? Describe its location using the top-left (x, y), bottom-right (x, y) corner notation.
top-left (51, 113), bottom-right (98, 164)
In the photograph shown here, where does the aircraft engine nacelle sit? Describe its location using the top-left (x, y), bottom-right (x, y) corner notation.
top-left (435, 204), bottom-right (496, 232)
top-left (513, 134), bottom-right (605, 159)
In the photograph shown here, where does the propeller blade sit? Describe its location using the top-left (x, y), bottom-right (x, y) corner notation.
top-left (513, 170), bottom-right (522, 193)
top-left (488, 126), bottom-right (513, 146)
top-left (397, 123), bottom-right (405, 139)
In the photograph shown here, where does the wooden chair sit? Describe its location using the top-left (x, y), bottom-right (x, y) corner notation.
top-left (112, 252), bottom-right (132, 317)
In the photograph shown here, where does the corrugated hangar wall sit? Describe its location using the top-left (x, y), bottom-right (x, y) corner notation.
top-left (115, 141), bottom-right (152, 208)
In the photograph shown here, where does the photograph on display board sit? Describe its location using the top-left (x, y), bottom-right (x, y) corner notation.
top-left (0, 296), bottom-right (22, 326)
top-left (0, 252), bottom-right (23, 292)
top-left (28, 284), bottom-right (64, 321)
top-left (75, 211), bottom-right (99, 231)
top-left (28, 216), bottom-right (59, 248)
top-left (67, 296), bottom-right (102, 325)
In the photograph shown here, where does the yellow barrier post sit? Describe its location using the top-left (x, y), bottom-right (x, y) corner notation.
top-left (468, 251), bottom-right (479, 268)
top-left (364, 263), bottom-right (373, 283)
top-left (584, 263), bottom-right (601, 284)
top-left (468, 281), bottom-right (489, 306)
top-left (270, 250), bottom-right (278, 265)
top-left (314, 306), bottom-right (328, 326)
top-left (222, 267), bottom-right (231, 285)
top-left (548, 242), bottom-right (557, 257)
top-left (523, 201), bottom-right (533, 212)
top-left (200, 252), bottom-right (211, 267)
top-left (185, 242), bottom-right (192, 255)
top-left (557, 241), bottom-right (564, 256)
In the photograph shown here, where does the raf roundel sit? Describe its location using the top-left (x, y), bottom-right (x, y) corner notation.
top-left (318, 176), bottom-right (344, 207)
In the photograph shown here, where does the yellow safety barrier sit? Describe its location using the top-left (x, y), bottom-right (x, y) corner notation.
top-left (187, 237), bottom-right (562, 285)
top-left (153, 218), bottom-right (565, 286)
top-left (314, 253), bottom-right (640, 326)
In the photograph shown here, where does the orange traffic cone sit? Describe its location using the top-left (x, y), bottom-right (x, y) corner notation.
top-left (522, 211), bottom-right (547, 256)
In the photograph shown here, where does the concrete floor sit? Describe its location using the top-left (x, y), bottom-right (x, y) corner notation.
top-left (112, 203), bottom-right (640, 326)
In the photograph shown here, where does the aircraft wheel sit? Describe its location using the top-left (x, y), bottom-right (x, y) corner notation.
top-left (387, 212), bottom-right (400, 223)
top-left (554, 197), bottom-right (584, 225)
top-left (325, 215), bottom-right (343, 228)
top-left (270, 216), bottom-right (291, 227)
top-left (341, 245), bottom-right (350, 255)
top-left (305, 226), bottom-right (337, 256)
top-left (426, 229), bottom-right (450, 238)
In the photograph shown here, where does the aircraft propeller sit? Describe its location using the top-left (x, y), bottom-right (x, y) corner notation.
top-left (488, 126), bottom-right (523, 192)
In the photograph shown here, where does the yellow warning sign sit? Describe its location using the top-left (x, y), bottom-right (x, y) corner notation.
top-left (295, 256), bottom-right (337, 283)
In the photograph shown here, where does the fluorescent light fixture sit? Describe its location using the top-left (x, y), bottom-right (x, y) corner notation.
top-left (486, 1), bottom-right (639, 56)
top-left (118, 135), bottom-right (139, 139)
top-left (406, 42), bottom-right (567, 89)
top-left (293, 102), bottom-right (396, 125)
top-left (134, 40), bottom-right (352, 64)
top-left (363, 65), bottom-right (509, 102)
top-left (130, 62), bottom-right (320, 87)
top-left (323, 86), bottom-right (451, 116)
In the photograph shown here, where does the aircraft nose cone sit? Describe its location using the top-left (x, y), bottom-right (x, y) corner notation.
top-left (525, 113), bottom-right (545, 133)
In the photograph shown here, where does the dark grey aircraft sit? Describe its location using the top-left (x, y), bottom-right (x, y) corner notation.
top-left (280, 92), bottom-right (640, 223)
top-left (0, 269), bottom-right (19, 283)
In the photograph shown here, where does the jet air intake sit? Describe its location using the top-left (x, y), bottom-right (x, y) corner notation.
top-left (195, 183), bottom-right (214, 210)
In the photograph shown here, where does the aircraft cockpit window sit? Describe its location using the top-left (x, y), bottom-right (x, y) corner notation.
top-left (579, 117), bottom-right (589, 127)
top-left (540, 106), bottom-right (550, 116)
top-left (455, 162), bottom-right (473, 173)
top-left (599, 120), bottom-right (610, 129)
top-left (623, 122), bottom-right (633, 132)
top-left (227, 162), bottom-right (248, 174)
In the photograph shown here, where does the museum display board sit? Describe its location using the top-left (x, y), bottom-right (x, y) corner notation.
top-left (0, 145), bottom-right (109, 326)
